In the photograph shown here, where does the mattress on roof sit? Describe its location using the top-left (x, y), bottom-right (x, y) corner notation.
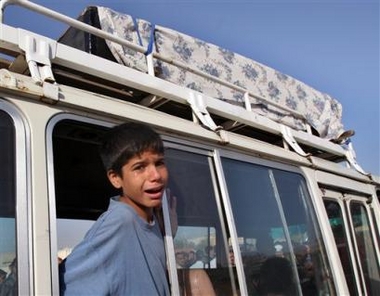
top-left (62, 6), bottom-right (346, 140)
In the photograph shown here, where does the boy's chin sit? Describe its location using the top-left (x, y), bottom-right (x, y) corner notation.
top-left (149, 199), bottom-right (162, 208)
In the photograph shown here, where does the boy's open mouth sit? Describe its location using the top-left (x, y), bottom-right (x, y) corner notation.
top-left (146, 186), bottom-right (162, 193)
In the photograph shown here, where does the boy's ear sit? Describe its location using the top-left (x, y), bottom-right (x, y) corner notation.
top-left (107, 170), bottom-right (122, 189)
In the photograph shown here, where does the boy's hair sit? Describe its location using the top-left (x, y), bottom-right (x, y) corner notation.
top-left (99, 122), bottom-right (164, 175)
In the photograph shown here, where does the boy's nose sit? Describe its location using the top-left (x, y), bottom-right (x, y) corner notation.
top-left (148, 165), bottom-right (162, 180)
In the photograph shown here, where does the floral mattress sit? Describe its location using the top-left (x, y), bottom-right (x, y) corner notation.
top-left (94, 6), bottom-right (345, 140)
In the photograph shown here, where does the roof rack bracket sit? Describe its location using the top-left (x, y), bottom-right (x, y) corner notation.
top-left (343, 140), bottom-right (367, 175)
top-left (243, 92), bottom-right (252, 111)
top-left (188, 92), bottom-right (229, 144)
top-left (41, 81), bottom-right (60, 103)
top-left (280, 124), bottom-right (310, 157)
top-left (18, 29), bottom-right (57, 84)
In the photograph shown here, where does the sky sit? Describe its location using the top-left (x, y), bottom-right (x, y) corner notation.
top-left (4, 0), bottom-right (379, 176)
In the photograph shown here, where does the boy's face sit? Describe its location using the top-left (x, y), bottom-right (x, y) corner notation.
top-left (108, 150), bottom-right (168, 222)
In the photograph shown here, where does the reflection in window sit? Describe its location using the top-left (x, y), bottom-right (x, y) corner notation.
top-left (165, 148), bottom-right (237, 296)
top-left (324, 200), bottom-right (358, 295)
top-left (0, 110), bottom-right (17, 295)
top-left (350, 202), bottom-right (380, 295)
top-left (222, 158), bottom-right (334, 296)
top-left (174, 226), bottom-right (216, 269)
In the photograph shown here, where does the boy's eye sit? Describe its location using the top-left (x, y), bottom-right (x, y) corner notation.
top-left (133, 164), bottom-right (145, 171)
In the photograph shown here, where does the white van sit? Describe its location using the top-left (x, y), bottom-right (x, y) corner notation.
top-left (0, 1), bottom-right (379, 295)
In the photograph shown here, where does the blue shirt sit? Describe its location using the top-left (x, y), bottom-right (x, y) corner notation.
top-left (60, 198), bottom-right (170, 295)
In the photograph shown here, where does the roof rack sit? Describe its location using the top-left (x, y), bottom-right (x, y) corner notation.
top-left (0, 0), bottom-right (367, 175)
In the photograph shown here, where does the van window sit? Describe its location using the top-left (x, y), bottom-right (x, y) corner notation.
top-left (52, 119), bottom-right (116, 255)
top-left (349, 201), bottom-right (380, 295)
top-left (165, 148), bottom-right (239, 295)
top-left (324, 199), bottom-right (358, 295)
top-left (221, 158), bottom-right (335, 296)
top-left (323, 191), bottom-right (380, 295)
top-left (0, 110), bottom-right (17, 295)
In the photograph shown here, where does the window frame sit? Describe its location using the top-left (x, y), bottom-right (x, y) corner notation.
top-left (346, 194), bottom-right (380, 295)
top-left (163, 142), bottom-right (238, 295)
top-left (0, 99), bottom-right (32, 296)
top-left (46, 113), bottom-right (114, 295)
top-left (322, 188), bottom-right (380, 295)
top-left (323, 194), bottom-right (363, 295)
top-left (216, 149), bottom-right (332, 295)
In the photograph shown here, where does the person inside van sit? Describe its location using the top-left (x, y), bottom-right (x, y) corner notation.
top-left (256, 256), bottom-right (296, 296)
top-left (0, 258), bottom-right (17, 296)
top-left (59, 122), bottom-right (170, 295)
top-left (0, 269), bottom-right (7, 293)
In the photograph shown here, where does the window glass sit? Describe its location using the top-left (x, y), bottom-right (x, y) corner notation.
top-left (350, 202), bottom-right (380, 295)
top-left (0, 110), bottom-right (17, 295)
top-left (324, 200), bottom-right (358, 295)
top-left (165, 148), bottom-right (238, 296)
top-left (174, 226), bottom-right (216, 269)
top-left (272, 170), bottom-right (334, 295)
top-left (222, 158), bottom-right (334, 296)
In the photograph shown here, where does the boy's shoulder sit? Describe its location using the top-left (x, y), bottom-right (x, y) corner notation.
top-left (101, 198), bottom-right (135, 223)
top-left (84, 198), bottom-right (135, 238)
